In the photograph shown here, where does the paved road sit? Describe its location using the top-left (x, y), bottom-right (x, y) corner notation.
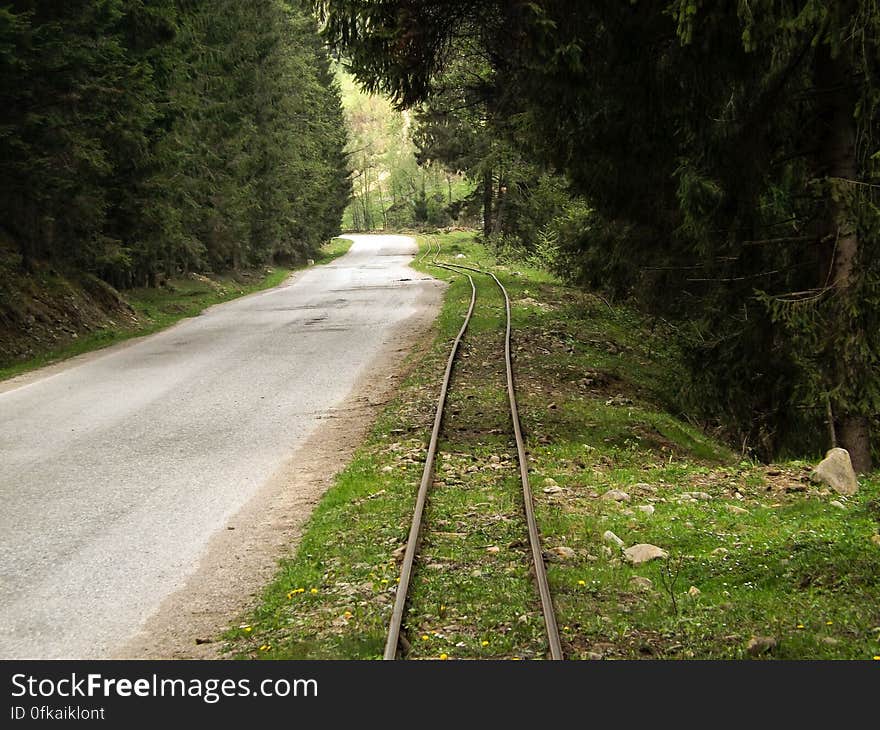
top-left (0, 235), bottom-right (438, 659)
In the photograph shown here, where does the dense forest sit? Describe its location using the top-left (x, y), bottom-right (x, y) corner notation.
top-left (319, 0), bottom-right (879, 471)
top-left (0, 0), bottom-right (350, 290)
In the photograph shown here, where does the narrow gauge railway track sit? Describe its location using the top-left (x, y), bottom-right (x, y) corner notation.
top-left (383, 241), bottom-right (563, 661)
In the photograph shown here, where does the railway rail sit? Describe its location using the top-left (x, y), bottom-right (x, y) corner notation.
top-left (383, 241), bottom-right (563, 660)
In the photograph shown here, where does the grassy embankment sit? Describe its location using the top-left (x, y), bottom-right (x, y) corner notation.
top-left (225, 231), bottom-right (880, 660)
top-left (0, 238), bottom-right (353, 382)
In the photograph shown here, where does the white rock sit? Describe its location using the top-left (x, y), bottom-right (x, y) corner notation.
top-left (543, 485), bottom-right (564, 495)
top-left (830, 500), bottom-right (847, 510)
top-left (632, 482), bottom-right (658, 493)
top-left (543, 477), bottom-right (559, 487)
top-left (711, 547), bottom-right (729, 557)
top-left (810, 447), bottom-right (859, 495)
top-left (550, 546), bottom-right (576, 560)
top-left (726, 505), bottom-right (749, 515)
top-left (601, 489), bottom-right (631, 502)
top-left (602, 530), bottom-right (624, 548)
top-left (636, 505), bottom-right (655, 516)
top-left (623, 544), bottom-right (668, 565)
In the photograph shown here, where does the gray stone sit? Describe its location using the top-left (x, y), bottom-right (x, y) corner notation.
top-left (550, 546), bottom-right (576, 560)
top-left (636, 505), bottom-right (655, 516)
top-left (829, 500), bottom-right (847, 510)
top-left (810, 448), bottom-right (859, 495)
top-left (632, 482), bottom-right (658, 493)
top-left (601, 489), bottom-right (631, 502)
top-left (623, 544), bottom-right (667, 565)
top-left (726, 505), bottom-right (749, 515)
top-left (746, 636), bottom-right (777, 656)
top-left (602, 530), bottom-right (624, 548)
top-left (629, 576), bottom-right (653, 591)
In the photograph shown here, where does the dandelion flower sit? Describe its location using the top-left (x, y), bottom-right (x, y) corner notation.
top-left (826, 621), bottom-right (833, 625)
top-left (422, 635), bottom-right (430, 641)
top-left (578, 580), bottom-right (586, 587)
top-left (259, 645), bottom-right (270, 651)
top-left (481, 641), bottom-right (489, 647)
top-left (310, 588), bottom-right (319, 594)
top-left (244, 627), bottom-right (252, 633)
top-left (796, 624), bottom-right (805, 629)
top-left (439, 653), bottom-right (448, 660)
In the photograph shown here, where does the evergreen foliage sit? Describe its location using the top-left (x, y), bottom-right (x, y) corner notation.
top-left (319, 0), bottom-right (879, 468)
top-left (0, 0), bottom-right (350, 289)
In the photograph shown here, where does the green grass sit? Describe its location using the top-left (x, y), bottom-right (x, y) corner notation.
top-left (223, 231), bottom-right (880, 660)
top-left (0, 238), bottom-right (354, 382)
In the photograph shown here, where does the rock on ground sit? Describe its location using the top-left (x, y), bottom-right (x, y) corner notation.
top-left (623, 544), bottom-right (667, 565)
top-left (629, 576), bottom-right (654, 591)
top-left (603, 530), bottom-right (624, 548)
top-left (746, 636), bottom-right (777, 656)
top-left (810, 448), bottom-right (859, 496)
top-left (601, 489), bottom-right (631, 502)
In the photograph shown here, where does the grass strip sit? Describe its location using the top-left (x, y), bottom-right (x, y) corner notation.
top-left (225, 232), bottom-right (880, 660)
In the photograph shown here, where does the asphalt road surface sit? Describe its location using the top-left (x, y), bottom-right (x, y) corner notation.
top-left (0, 235), bottom-right (439, 659)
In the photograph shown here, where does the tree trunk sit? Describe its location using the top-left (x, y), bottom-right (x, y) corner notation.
top-left (839, 416), bottom-right (872, 474)
top-left (376, 180), bottom-right (388, 230)
top-left (482, 168), bottom-right (493, 238)
top-left (814, 39), bottom-right (872, 472)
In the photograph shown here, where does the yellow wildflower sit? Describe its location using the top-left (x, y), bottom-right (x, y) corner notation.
top-left (439, 653), bottom-right (448, 660)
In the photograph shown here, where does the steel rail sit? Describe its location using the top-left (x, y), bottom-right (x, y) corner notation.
top-left (383, 243), bottom-right (476, 660)
top-left (384, 240), bottom-right (563, 660)
top-left (437, 258), bottom-right (564, 661)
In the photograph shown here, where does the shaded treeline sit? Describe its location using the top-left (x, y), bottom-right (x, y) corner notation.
top-left (0, 0), bottom-right (350, 289)
top-left (319, 0), bottom-right (879, 470)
